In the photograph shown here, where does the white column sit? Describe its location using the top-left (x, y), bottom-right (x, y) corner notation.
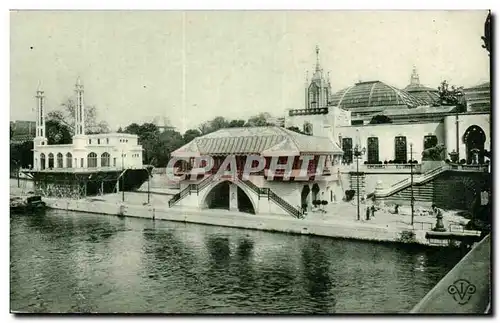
top-left (75, 77), bottom-right (85, 135)
top-left (229, 183), bottom-right (238, 212)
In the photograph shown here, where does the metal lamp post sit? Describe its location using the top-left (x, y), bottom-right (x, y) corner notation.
top-left (353, 132), bottom-right (366, 221)
top-left (121, 151), bottom-right (125, 202)
top-left (409, 143), bottom-right (415, 226)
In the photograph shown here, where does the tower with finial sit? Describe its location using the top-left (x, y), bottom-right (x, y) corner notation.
top-left (410, 65), bottom-right (420, 86)
top-left (305, 45), bottom-right (331, 109)
top-left (74, 77), bottom-right (85, 136)
top-left (34, 82), bottom-right (47, 147)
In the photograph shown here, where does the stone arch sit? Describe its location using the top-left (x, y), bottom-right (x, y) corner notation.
top-left (66, 152), bottom-right (72, 168)
top-left (87, 152), bottom-right (98, 168)
top-left (40, 153), bottom-right (46, 170)
top-left (48, 153), bottom-right (54, 169)
top-left (56, 153), bottom-right (63, 168)
top-left (101, 152), bottom-right (111, 167)
top-left (463, 125), bottom-right (486, 164)
top-left (201, 179), bottom-right (257, 214)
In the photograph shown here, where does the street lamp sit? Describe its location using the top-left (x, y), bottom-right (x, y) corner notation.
top-left (121, 151), bottom-right (125, 202)
top-left (354, 130), bottom-right (366, 221)
top-left (409, 142), bottom-right (415, 226)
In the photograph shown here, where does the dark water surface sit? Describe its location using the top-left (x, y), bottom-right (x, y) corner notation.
top-left (10, 210), bottom-right (464, 314)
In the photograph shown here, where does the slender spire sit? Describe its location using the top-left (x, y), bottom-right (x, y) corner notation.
top-left (315, 45), bottom-right (321, 72)
top-left (37, 81), bottom-right (43, 93)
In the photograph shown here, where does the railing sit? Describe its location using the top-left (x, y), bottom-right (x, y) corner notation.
top-left (238, 178), bottom-right (302, 219)
top-left (366, 163), bottom-right (422, 172)
top-left (168, 184), bottom-right (192, 208)
top-left (267, 189), bottom-right (303, 219)
top-left (193, 174), bottom-right (214, 194)
top-left (288, 107), bottom-right (328, 116)
top-left (448, 164), bottom-right (490, 172)
top-left (377, 165), bottom-right (447, 198)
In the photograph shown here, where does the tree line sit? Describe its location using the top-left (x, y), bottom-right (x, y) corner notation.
top-left (10, 109), bottom-right (308, 169)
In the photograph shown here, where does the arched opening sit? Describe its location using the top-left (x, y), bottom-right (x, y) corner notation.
top-left (101, 152), bottom-right (110, 167)
top-left (301, 185), bottom-right (311, 211)
top-left (203, 181), bottom-right (255, 214)
top-left (56, 153), bottom-right (63, 168)
top-left (87, 152), bottom-right (98, 168)
top-left (463, 126), bottom-right (486, 164)
top-left (237, 187), bottom-right (254, 214)
top-left (66, 153), bottom-right (72, 168)
top-left (40, 153), bottom-right (46, 170)
top-left (48, 153), bottom-right (54, 169)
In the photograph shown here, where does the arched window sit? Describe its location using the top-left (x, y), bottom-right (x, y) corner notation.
top-left (40, 153), bottom-right (46, 170)
top-left (101, 152), bottom-right (110, 167)
top-left (423, 135), bottom-right (438, 150)
top-left (342, 138), bottom-right (353, 164)
top-left (367, 137), bottom-right (379, 164)
top-left (394, 136), bottom-right (407, 163)
top-left (66, 153), bottom-right (72, 168)
top-left (87, 152), bottom-right (98, 168)
top-left (56, 153), bottom-right (63, 168)
top-left (48, 153), bottom-right (54, 169)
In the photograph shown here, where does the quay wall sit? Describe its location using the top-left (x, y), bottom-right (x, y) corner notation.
top-left (43, 197), bottom-right (430, 245)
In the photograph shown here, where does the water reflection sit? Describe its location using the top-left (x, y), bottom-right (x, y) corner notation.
top-left (11, 210), bottom-right (464, 313)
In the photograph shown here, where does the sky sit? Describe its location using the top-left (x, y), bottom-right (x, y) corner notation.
top-left (10, 10), bottom-right (490, 133)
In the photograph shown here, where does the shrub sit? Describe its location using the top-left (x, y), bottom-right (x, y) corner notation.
top-left (363, 161), bottom-right (368, 165)
top-left (397, 230), bottom-right (417, 244)
top-left (460, 159), bottom-right (466, 164)
top-left (445, 159), bottom-right (451, 163)
top-left (345, 190), bottom-right (356, 202)
top-left (384, 160), bottom-right (388, 164)
top-left (321, 200), bottom-right (328, 206)
top-left (388, 160), bottom-right (394, 164)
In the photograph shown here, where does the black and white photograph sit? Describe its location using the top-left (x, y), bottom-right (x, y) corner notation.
top-left (8, 8), bottom-right (492, 315)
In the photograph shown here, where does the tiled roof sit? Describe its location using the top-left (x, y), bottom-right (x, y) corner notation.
top-left (329, 81), bottom-right (428, 110)
top-left (172, 126), bottom-right (342, 157)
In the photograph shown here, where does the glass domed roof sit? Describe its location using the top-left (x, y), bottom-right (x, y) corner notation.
top-left (404, 84), bottom-right (440, 104)
top-left (329, 81), bottom-right (428, 110)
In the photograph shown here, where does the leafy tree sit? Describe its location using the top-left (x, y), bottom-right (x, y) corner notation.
top-left (228, 119), bottom-right (246, 128)
top-left (45, 119), bottom-right (72, 145)
top-left (198, 116), bottom-right (229, 135)
top-left (124, 123), bottom-right (142, 135)
top-left (47, 98), bottom-right (110, 134)
top-left (10, 141), bottom-right (34, 170)
top-left (437, 81), bottom-right (466, 112)
top-left (183, 129), bottom-right (202, 144)
top-left (245, 112), bottom-right (273, 127)
top-left (117, 127), bottom-right (123, 133)
top-left (10, 124), bottom-right (13, 140)
top-left (369, 115), bottom-right (393, 124)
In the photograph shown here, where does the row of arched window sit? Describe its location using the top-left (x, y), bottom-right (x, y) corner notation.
top-left (39, 152), bottom-right (111, 170)
top-left (340, 135), bottom-right (439, 164)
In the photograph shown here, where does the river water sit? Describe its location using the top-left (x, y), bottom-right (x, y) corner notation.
top-left (10, 209), bottom-right (464, 314)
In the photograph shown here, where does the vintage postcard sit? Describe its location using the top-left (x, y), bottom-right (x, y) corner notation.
top-left (9, 10), bottom-right (491, 314)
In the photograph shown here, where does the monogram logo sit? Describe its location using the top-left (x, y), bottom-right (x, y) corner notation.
top-left (448, 279), bottom-right (476, 305)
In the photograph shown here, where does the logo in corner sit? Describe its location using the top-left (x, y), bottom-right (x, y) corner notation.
top-left (447, 279), bottom-right (476, 305)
